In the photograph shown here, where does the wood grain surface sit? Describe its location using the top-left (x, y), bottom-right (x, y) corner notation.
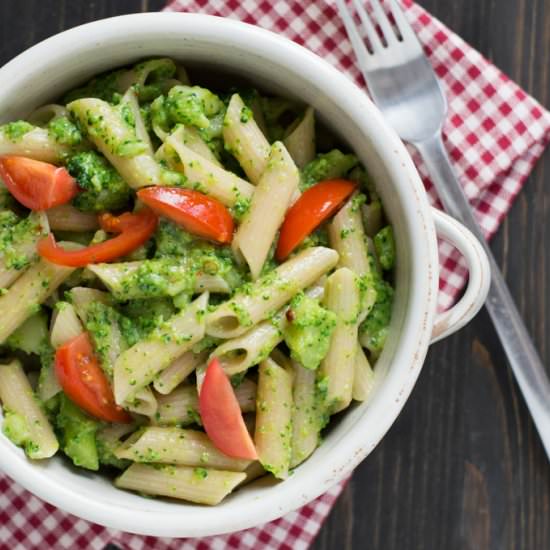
top-left (0, 2), bottom-right (547, 549)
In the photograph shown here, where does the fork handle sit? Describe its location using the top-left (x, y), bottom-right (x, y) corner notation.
top-left (415, 132), bottom-right (550, 459)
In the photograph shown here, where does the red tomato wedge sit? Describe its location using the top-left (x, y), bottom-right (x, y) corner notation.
top-left (0, 156), bottom-right (79, 210)
top-left (37, 208), bottom-right (158, 267)
top-left (199, 358), bottom-right (258, 460)
top-left (55, 333), bottom-right (132, 423)
top-left (137, 187), bottom-right (234, 244)
top-left (276, 179), bottom-right (357, 260)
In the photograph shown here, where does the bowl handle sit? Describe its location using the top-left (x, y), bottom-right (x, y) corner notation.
top-left (430, 208), bottom-right (491, 343)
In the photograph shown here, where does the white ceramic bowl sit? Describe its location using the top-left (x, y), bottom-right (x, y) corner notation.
top-left (0, 13), bottom-right (491, 537)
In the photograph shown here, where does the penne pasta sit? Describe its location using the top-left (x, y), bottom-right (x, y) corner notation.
top-left (156, 125), bottom-right (222, 166)
top-left (88, 260), bottom-right (230, 300)
top-left (352, 346), bottom-right (375, 402)
top-left (232, 141), bottom-right (299, 279)
top-left (206, 247), bottom-right (339, 339)
top-left (46, 204), bottom-right (99, 232)
top-left (114, 293), bottom-right (208, 405)
top-left (328, 193), bottom-right (371, 276)
top-left (27, 104), bottom-right (70, 126)
top-left (210, 317), bottom-right (285, 376)
top-left (49, 302), bottom-right (83, 348)
top-left (120, 87), bottom-right (154, 152)
top-left (0, 245), bottom-right (79, 343)
top-left (115, 463), bottom-right (246, 506)
top-left (0, 126), bottom-right (72, 162)
top-left (0, 360), bottom-right (58, 459)
top-left (68, 97), bottom-right (163, 189)
top-left (155, 385), bottom-right (199, 426)
top-left (37, 361), bottom-right (61, 403)
top-left (153, 351), bottom-right (207, 395)
top-left (283, 107), bottom-right (316, 169)
top-left (126, 387), bottom-right (158, 418)
top-left (320, 268), bottom-right (362, 413)
top-left (165, 131), bottom-right (254, 207)
top-left (290, 360), bottom-right (319, 468)
top-left (115, 426), bottom-right (251, 471)
top-left (0, 211), bottom-right (49, 289)
top-left (223, 93), bottom-right (271, 185)
top-left (254, 357), bottom-right (294, 480)
top-left (69, 287), bottom-right (112, 325)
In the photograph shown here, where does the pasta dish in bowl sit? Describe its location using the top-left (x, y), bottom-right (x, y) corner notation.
top-left (0, 13), bottom-right (489, 536)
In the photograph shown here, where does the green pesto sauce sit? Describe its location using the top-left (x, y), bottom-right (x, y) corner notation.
top-left (300, 149), bottom-right (358, 192)
top-left (283, 293), bottom-right (337, 370)
top-left (48, 116), bottom-right (83, 146)
top-left (374, 225), bottom-right (395, 270)
top-left (1, 120), bottom-right (34, 142)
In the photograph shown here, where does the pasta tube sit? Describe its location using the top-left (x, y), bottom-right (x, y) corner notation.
top-left (283, 107), bottom-right (315, 169)
top-left (156, 125), bottom-right (221, 166)
top-left (115, 463), bottom-right (246, 505)
top-left (153, 351), bottom-right (207, 395)
top-left (254, 357), bottom-right (294, 479)
top-left (46, 204), bottom-right (99, 232)
top-left (155, 385), bottom-right (199, 426)
top-left (165, 131), bottom-right (254, 207)
top-left (68, 97), bottom-right (163, 189)
top-left (0, 246), bottom-right (79, 343)
top-left (115, 427), bottom-right (251, 471)
top-left (206, 247), bottom-right (339, 339)
top-left (0, 126), bottom-right (72, 163)
top-left (49, 302), bottom-right (83, 348)
top-left (0, 211), bottom-right (49, 289)
top-left (88, 260), bottom-right (229, 300)
top-left (352, 346), bottom-right (375, 402)
top-left (232, 141), bottom-right (299, 279)
top-left (290, 361), bottom-right (319, 468)
top-left (114, 293), bottom-right (208, 405)
top-left (320, 268), bottom-right (362, 413)
top-left (328, 193), bottom-right (371, 276)
top-left (223, 93), bottom-right (270, 184)
top-left (210, 317), bottom-right (285, 376)
top-left (0, 360), bottom-right (58, 459)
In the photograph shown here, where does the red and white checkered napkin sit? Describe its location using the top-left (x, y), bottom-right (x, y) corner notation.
top-left (1, 1), bottom-right (549, 549)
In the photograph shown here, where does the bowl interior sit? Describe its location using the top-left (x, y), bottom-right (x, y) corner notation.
top-left (0, 13), bottom-right (438, 536)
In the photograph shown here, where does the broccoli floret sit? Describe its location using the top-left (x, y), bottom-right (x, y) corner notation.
top-left (283, 293), bottom-right (337, 370)
top-left (67, 151), bottom-right (131, 213)
top-left (96, 432), bottom-right (130, 470)
top-left (63, 68), bottom-right (126, 104)
top-left (48, 116), bottom-right (83, 146)
top-left (300, 150), bottom-right (359, 191)
top-left (374, 226), bottom-right (395, 271)
top-left (2, 408), bottom-right (32, 452)
top-left (6, 309), bottom-right (49, 355)
top-left (56, 394), bottom-right (100, 471)
top-left (359, 271), bottom-right (394, 352)
top-left (165, 85), bottom-right (224, 128)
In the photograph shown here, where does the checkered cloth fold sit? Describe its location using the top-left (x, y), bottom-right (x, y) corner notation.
top-left (1, 1), bottom-right (549, 548)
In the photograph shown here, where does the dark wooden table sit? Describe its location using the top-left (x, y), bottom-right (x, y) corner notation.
top-left (1, 1), bottom-right (547, 549)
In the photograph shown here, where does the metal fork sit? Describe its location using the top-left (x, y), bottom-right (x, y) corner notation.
top-left (337, 0), bottom-right (550, 459)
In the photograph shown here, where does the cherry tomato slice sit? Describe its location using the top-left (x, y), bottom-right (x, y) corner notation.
top-left (276, 179), bottom-right (357, 260)
top-left (55, 333), bottom-right (132, 424)
top-left (0, 156), bottom-right (79, 210)
top-left (137, 187), bottom-right (234, 244)
top-left (37, 208), bottom-right (158, 267)
top-left (199, 358), bottom-right (258, 460)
